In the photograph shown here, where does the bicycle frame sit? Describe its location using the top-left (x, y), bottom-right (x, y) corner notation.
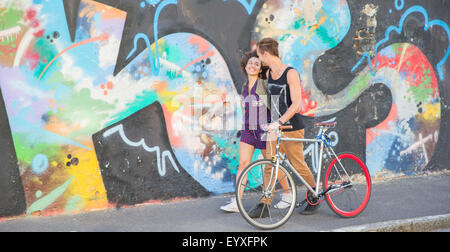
top-left (237, 124), bottom-right (371, 229)
top-left (267, 126), bottom-right (338, 199)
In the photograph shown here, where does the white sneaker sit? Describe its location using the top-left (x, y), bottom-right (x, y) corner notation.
top-left (274, 193), bottom-right (293, 209)
top-left (220, 197), bottom-right (239, 213)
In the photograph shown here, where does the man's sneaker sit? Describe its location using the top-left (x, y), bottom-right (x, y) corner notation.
top-left (248, 203), bottom-right (270, 218)
top-left (299, 202), bottom-right (321, 215)
top-left (220, 197), bottom-right (239, 213)
top-left (274, 193), bottom-right (293, 209)
top-left (299, 188), bottom-right (321, 215)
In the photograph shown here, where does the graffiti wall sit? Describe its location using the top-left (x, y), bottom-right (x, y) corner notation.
top-left (0, 0), bottom-right (448, 218)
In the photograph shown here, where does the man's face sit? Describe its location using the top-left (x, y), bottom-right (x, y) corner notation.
top-left (256, 48), bottom-right (267, 66)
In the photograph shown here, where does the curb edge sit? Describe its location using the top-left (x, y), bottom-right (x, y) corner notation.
top-left (328, 213), bottom-right (450, 232)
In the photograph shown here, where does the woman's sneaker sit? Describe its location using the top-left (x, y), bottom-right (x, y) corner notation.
top-left (220, 197), bottom-right (239, 213)
top-left (274, 193), bottom-right (293, 209)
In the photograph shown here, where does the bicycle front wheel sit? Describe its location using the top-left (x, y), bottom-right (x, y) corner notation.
top-left (236, 159), bottom-right (297, 230)
top-left (324, 153), bottom-right (371, 218)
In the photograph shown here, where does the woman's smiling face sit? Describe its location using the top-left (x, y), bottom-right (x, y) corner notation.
top-left (245, 57), bottom-right (262, 76)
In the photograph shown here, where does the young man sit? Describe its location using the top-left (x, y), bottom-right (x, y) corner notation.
top-left (252, 37), bottom-right (319, 216)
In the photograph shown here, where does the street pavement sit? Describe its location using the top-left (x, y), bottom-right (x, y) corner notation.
top-left (0, 171), bottom-right (449, 232)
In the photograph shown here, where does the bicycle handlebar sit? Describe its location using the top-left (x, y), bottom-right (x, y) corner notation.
top-left (280, 125), bottom-right (293, 130)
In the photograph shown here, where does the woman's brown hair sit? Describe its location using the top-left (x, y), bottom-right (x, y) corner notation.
top-left (240, 51), bottom-right (268, 79)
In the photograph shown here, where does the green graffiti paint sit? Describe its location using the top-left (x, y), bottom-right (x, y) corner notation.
top-left (33, 38), bottom-right (58, 79)
top-left (65, 195), bottom-right (83, 212)
top-left (315, 24), bottom-right (339, 47)
top-left (53, 88), bottom-right (115, 138)
top-left (35, 190), bottom-right (43, 198)
top-left (12, 133), bottom-right (62, 166)
top-left (279, 34), bottom-right (292, 42)
top-left (0, 7), bottom-right (23, 46)
top-left (0, 7), bottom-right (23, 30)
top-left (106, 90), bottom-right (158, 127)
top-left (158, 41), bottom-right (186, 80)
top-left (160, 40), bottom-right (185, 64)
top-left (347, 72), bottom-right (371, 100)
top-left (26, 176), bottom-right (74, 215)
top-left (293, 18), bottom-right (305, 30)
top-left (408, 67), bottom-right (433, 104)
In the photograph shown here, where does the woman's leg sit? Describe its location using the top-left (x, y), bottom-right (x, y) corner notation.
top-left (221, 140), bottom-right (255, 212)
top-left (235, 141), bottom-right (255, 198)
top-left (236, 141), bottom-right (255, 181)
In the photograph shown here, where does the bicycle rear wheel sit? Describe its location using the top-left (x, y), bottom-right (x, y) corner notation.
top-left (324, 153), bottom-right (371, 218)
top-left (236, 159), bottom-right (297, 230)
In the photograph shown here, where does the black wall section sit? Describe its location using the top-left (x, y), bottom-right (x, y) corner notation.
top-left (92, 101), bottom-right (210, 206)
top-left (62, 0), bottom-right (81, 42)
top-left (0, 88), bottom-right (27, 217)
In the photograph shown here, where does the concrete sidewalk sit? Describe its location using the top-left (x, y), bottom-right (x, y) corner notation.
top-left (0, 171), bottom-right (449, 232)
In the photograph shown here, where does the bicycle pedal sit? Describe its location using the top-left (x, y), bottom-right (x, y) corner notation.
top-left (296, 199), bottom-right (307, 208)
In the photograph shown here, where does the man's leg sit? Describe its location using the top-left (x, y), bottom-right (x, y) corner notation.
top-left (281, 129), bottom-right (316, 188)
top-left (281, 129), bottom-right (320, 215)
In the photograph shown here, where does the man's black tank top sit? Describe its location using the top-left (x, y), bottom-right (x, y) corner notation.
top-left (268, 66), bottom-right (305, 131)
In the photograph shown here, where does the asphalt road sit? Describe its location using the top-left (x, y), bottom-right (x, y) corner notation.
top-left (1, 172), bottom-right (449, 232)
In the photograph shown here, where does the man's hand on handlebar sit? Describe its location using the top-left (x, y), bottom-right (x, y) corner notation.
top-left (267, 122), bottom-right (280, 132)
top-left (266, 120), bottom-right (293, 132)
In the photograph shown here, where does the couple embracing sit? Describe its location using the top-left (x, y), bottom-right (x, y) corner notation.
top-left (220, 38), bottom-right (319, 216)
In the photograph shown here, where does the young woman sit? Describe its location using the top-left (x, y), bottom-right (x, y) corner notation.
top-left (220, 51), bottom-right (271, 213)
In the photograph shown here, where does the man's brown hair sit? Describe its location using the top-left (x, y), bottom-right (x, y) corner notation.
top-left (256, 37), bottom-right (279, 57)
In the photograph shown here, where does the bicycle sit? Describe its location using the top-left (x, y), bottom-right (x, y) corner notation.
top-left (235, 121), bottom-right (372, 229)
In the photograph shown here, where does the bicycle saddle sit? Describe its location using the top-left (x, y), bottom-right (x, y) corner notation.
top-left (314, 121), bottom-right (336, 127)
